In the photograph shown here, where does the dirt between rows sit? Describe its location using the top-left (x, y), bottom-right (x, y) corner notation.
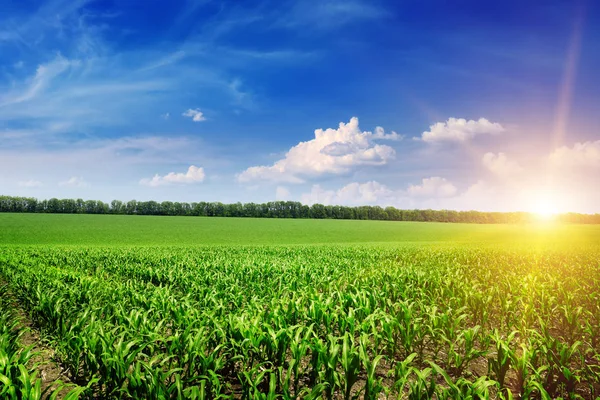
top-left (2, 288), bottom-right (73, 399)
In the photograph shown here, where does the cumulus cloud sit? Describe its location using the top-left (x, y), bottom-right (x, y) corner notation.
top-left (301, 177), bottom-right (457, 207)
top-left (182, 108), bottom-right (206, 122)
top-left (482, 152), bottom-right (523, 178)
top-left (435, 180), bottom-right (502, 211)
top-left (59, 176), bottom-right (89, 188)
top-left (298, 178), bottom-right (502, 211)
top-left (407, 177), bottom-right (457, 198)
top-left (140, 165), bottom-right (205, 187)
top-left (237, 117), bottom-right (400, 183)
top-left (18, 179), bottom-right (43, 188)
top-left (418, 118), bottom-right (504, 143)
top-left (275, 186), bottom-right (291, 201)
top-left (549, 140), bottom-right (600, 168)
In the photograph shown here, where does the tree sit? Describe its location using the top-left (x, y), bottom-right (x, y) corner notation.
top-left (310, 204), bottom-right (327, 219)
top-left (47, 198), bottom-right (61, 213)
top-left (0, 194), bottom-right (598, 224)
top-left (111, 200), bottom-right (124, 214)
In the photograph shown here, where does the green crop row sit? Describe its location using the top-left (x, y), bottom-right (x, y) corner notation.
top-left (0, 285), bottom-right (45, 400)
top-left (0, 284), bottom-right (93, 399)
top-left (0, 246), bottom-right (599, 399)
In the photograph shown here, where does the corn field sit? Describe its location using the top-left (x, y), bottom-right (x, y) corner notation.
top-left (1, 245), bottom-right (599, 399)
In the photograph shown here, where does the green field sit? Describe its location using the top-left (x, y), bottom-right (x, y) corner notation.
top-left (2, 213), bottom-right (600, 248)
top-left (1, 214), bottom-right (599, 399)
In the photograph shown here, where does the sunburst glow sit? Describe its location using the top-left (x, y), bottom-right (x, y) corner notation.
top-left (530, 190), bottom-right (560, 220)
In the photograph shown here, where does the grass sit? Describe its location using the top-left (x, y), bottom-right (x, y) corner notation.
top-left (1, 213), bottom-right (599, 248)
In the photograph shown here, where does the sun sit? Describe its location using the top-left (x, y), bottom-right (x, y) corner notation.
top-left (531, 193), bottom-right (560, 221)
top-left (535, 202), bottom-right (558, 220)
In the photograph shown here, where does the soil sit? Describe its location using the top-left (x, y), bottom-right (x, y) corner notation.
top-left (3, 288), bottom-right (73, 399)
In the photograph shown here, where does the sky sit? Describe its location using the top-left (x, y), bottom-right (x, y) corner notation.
top-left (1, 0), bottom-right (599, 213)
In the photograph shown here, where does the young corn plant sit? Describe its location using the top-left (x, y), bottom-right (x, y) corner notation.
top-left (288, 324), bottom-right (312, 394)
top-left (340, 333), bottom-right (361, 400)
top-left (390, 353), bottom-right (416, 398)
top-left (430, 362), bottom-right (496, 399)
top-left (406, 367), bottom-right (437, 400)
top-left (320, 335), bottom-right (341, 400)
top-left (238, 363), bottom-right (273, 398)
top-left (358, 333), bottom-right (386, 399)
top-left (538, 329), bottom-right (583, 398)
top-left (445, 325), bottom-right (486, 377)
top-left (488, 330), bottom-right (517, 392)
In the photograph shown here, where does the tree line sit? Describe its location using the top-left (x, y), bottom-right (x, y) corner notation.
top-left (1, 195), bottom-right (599, 224)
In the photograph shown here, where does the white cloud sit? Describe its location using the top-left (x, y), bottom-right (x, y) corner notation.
top-left (299, 179), bottom-right (507, 211)
top-left (161, 112), bottom-right (170, 120)
top-left (434, 180), bottom-right (576, 213)
top-left (300, 177), bottom-right (456, 207)
top-left (59, 176), bottom-right (89, 188)
top-left (435, 180), bottom-right (501, 211)
top-left (335, 181), bottom-right (395, 204)
top-left (482, 152), bottom-right (523, 178)
top-left (297, 173), bottom-right (598, 213)
top-left (300, 185), bottom-right (335, 205)
top-left (237, 117), bottom-right (399, 183)
top-left (301, 181), bottom-right (395, 206)
top-left (549, 140), bottom-right (600, 168)
top-left (275, 186), bottom-right (291, 201)
top-left (182, 108), bottom-right (206, 122)
top-left (140, 165), bottom-right (205, 187)
top-left (372, 126), bottom-right (403, 141)
top-left (407, 177), bottom-right (457, 198)
top-left (418, 118), bottom-right (504, 143)
top-left (18, 179), bottom-right (43, 188)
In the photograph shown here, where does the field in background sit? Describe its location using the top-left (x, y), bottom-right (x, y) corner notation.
top-left (1, 213), bottom-right (600, 247)
top-left (1, 214), bottom-right (599, 399)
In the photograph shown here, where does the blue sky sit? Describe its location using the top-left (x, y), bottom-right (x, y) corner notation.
top-left (1, 0), bottom-right (599, 213)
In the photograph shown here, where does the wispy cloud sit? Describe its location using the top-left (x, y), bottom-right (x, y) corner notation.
top-left (18, 179), bottom-right (43, 188)
top-left (139, 50), bottom-right (186, 72)
top-left (59, 176), bottom-right (90, 187)
top-left (0, 135), bottom-right (202, 181)
top-left (0, 0), bottom-right (332, 145)
top-left (275, 0), bottom-right (387, 31)
top-left (0, 54), bottom-right (79, 106)
top-left (0, 52), bottom-right (173, 133)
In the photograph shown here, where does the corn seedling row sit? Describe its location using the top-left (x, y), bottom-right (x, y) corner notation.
top-left (0, 246), bottom-right (599, 399)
